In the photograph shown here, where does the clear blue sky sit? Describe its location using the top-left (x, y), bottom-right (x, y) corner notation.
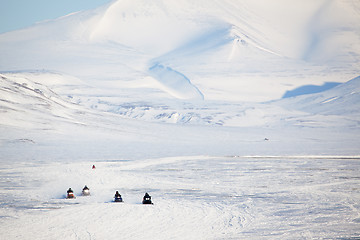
top-left (0, 0), bottom-right (112, 34)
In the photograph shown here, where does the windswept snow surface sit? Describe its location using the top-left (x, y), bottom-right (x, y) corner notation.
top-left (1, 0), bottom-right (360, 239)
top-left (0, 156), bottom-right (360, 239)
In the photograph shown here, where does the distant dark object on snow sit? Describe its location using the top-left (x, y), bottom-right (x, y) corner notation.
top-left (82, 185), bottom-right (90, 196)
top-left (92, 165), bottom-right (96, 169)
top-left (282, 82), bottom-right (341, 98)
top-left (66, 188), bottom-right (75, 199)
top-left (114, 191), bottom-right (123, 202)
top-left (142, 192), bottom-right (153, 204)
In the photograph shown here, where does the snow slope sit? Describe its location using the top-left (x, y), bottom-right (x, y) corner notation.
top-left (278, 76), bottom-right (360, 115)
top-left (0, 0), bottom-right (359, 101)
top-left (1, 71), bottom-right (359, 160)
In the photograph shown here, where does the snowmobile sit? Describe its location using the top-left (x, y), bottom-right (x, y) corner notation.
top-left (142, 193), bottom-right (153, 204)
top-left (82, 185), bottom-right (90, 196)
top-left (114, 191), bottom-right (123, 202)
top-left (66, 188), bottom-right (76, 199)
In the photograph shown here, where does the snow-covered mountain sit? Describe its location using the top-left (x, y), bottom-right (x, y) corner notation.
top-left (0, 0), bottom-right (359, 154)
top-left (279, 76), bottom-right (360, 116)
top-left (1, 0), bottom-right (359, 101)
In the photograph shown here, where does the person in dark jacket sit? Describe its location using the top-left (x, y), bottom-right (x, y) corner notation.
top-left (114, 191), bottom-right (123, 202)
top-left (82, 185), bottom-right (90, 196)
top-left (114, 191), bottom-right (121, 198)
top-left (142, 192), bottom-right (152, 204)
top-left (67, 188), bottom-right (75, 198)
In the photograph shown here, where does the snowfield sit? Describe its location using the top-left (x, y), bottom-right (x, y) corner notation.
top-left (1, 0), bottom-right (360, 239)
top-left (1, 156), bottom-right (360, 239)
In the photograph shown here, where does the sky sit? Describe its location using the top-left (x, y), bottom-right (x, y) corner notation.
top-left (0, 0), bottom-right (112, 34)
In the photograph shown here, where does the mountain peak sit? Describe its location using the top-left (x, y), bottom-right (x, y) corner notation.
top-left (88, 0), bottom-right (228, 54)
top-left (1, 0), bottom-right (359, 101)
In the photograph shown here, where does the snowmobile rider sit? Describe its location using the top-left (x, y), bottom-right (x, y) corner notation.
top-left (142, 192), bottom-right (152, 204)
top-left (67, 188), bottom-right (75, 198)
top-left (82, 185), bottom-right (90, 196)
top-left (114, 191), bottom-right (121, 198)
top-left (114, 191), bottom-right (123, 202)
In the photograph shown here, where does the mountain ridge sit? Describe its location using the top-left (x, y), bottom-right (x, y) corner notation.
top-left (0, 0), bottom-right (359, 101)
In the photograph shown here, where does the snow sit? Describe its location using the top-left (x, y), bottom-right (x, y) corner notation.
top-left (0, 156), bottom-right (359, 239)
top-left (0, 0), bottom-right (360, 239)
top-left (148, 64), bottom-right (204, 100)
top-left (1, 0), bottom-right (359, 101)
